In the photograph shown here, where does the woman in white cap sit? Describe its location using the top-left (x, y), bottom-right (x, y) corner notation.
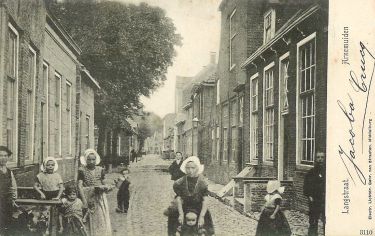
top-left (77, 149), bottom-right (112, 236)
top-left (255, 180), bottom-right (291, 236)
top-left (34, 156), bottom-right (63, 200)
top-left (169, 156), bottom-right (215, 236)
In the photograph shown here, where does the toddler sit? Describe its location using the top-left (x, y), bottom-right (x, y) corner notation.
top-left (115, 169), bottom-right (131, 213)
top-left (178, 210), bottom-right (206, 236)
top-left (58, 184), bottom-right (88, 236)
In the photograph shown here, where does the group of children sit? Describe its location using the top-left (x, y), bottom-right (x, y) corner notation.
top-left (30, 157), bottom-right (131, 236)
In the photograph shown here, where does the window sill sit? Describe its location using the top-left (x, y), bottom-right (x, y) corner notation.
top-left (262, 160), bottom-right (274, 166)
top-left (296, 163), bottom-right (314, 171)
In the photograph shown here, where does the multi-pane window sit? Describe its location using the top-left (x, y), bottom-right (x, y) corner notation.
top-left (6, 24), bottom-right (18, 162)
top-left (250, 76), bottom-right (259, 161)
top-left (264, 67), bottom-right (274, 161)
top-left (66, 81), bottom-right (72, 154)
top-left (223, 104), bottom-right (229, 118)
top-left (7, 25), bottom-right (17, 78)
top-left (223, 128), bottom-right (228, 161)
top-left (216, 127), bottom-right (220, 160)
top-left (55, 73), bottom-right (61, 156)
top-left (25, 47), bottom-right (36, 161)
top-left (216, 80), bottom-right (220, 105)
top-left (264, 9), bottom-right (275, 43)
top-left (199, 93), bottom-right (204, 120)
top-left (299, 36), bottom-right (316, 164)
top-left (230, 100), bottom-right (237, 127)
top-left (229, 9), bottom-right (237, 69)
top-left (231, 128), bottom-right (237, 162)
top-left (6, 80), bottom-right (16, 162)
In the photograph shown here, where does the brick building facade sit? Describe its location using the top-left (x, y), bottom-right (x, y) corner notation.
top-left (175, 0), bottom-right (328, 214)
top-left (240, 0), bottom-right (328, 212)
top-left (0, 0), bottom-right (99, 186)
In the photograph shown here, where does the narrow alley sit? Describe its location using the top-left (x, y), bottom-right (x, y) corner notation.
top-left (106, 154), bottom-right (258, 236)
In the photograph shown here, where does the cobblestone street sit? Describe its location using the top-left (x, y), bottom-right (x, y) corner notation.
top-left (105, 154), bottom-right (258, 236)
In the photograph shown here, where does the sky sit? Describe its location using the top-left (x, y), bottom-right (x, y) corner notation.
top-left (117, 0), bottom-right (222, 118)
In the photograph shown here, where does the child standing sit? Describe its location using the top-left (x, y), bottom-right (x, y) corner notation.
top-left (115, 169), bottom-right (131, 213)
top-left (255, 180), bottom-right (291, 236)
top-left (58, 184), bottom-right (88, 236)
top-left (34, 157), bottom-right (64, 200)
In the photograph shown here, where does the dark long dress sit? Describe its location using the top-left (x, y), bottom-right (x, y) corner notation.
top-left (255, 194), bottom-right (291, 236)
top-left (0, 168), bottom-right (16, 235)
top-left (169, 175), bottom-right (215, 236)
top-left (168, 160), bottom-right (185, 181)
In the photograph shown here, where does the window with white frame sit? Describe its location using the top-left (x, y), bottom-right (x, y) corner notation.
top-left (216, 80), bottom-right (220, 105)
top-left (264, 65), bottom-right (274, 161)
top-left (298, 34), bottom-right (316, 165)
top-left (216, 126), bottom-right (220, 160)
top-left (54, 73), bottom-right (61, 156)
top-left (263, 9), bottom-right (275, 44)
top-left (25, 47), bottom-right (36, 162)
top-left (6, 24), bottom-right (19, 163)
top-left (250, 74), bottom-right (258, 161)
top-left (66, 81), bottom-right (72, 154)
top-left (223, 128), bottom-right (228, 161)
top-left (229, 8), bottom-right (237, 70)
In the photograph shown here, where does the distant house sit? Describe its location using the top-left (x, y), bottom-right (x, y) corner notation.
top-left (162, 113), bottom-right (176, 158)
top-left (175, 53), bottom-right (217, 159)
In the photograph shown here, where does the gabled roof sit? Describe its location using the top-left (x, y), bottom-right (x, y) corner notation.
top-left (241, 4), bottom-right (320, 68)
top-left (81, 66), bottom-right (101, 90)
top-left (181, 63), bottom-right (217, 107)
top-left (45, 12), bottom-right (81, 57)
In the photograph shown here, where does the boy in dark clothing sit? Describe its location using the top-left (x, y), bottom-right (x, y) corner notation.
top-left (303, 151), bottom-right (325, 236)
top-left (115, 169), bottom-right (131, 213)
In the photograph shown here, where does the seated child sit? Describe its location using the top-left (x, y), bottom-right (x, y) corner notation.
top-left (178, 209), bottom-right (206, 236)
top-left (115, 169), bottom-right (131, 213)
top-left (58, 184), bottom-right (88, 236)
top-left (34, 157), bottom-right (63, 200)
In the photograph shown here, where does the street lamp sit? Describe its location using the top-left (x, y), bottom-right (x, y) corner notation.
top-left (192, 117), bottom-right (199, 127)
top-left (192, 117), bottom-right (201, 156)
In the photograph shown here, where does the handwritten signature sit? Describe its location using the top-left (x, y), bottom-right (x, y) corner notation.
top-left (337, 41), bottom-right (375, 186)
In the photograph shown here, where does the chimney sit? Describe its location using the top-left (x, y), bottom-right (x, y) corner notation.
top-left (210, 52), bottom-right (216, 64)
